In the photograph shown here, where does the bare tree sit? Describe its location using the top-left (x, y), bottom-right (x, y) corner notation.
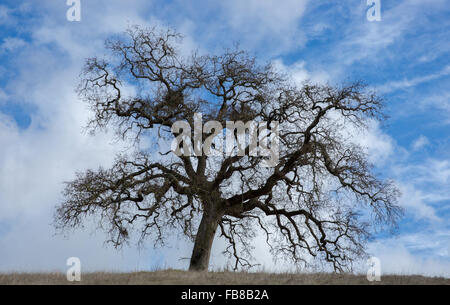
top-left (55, 25), bottom-right (402, 272)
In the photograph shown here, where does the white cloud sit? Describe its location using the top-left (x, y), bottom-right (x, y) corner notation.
top-left (377, 66), bottom-right (450, 94)
top-left (222, 0), bottom-right (308, 51)
top-left (367, 238), bottom-right (450, 277)
top-left (272, 59), bottom-right (330, 85)
top-left (0, 89), bottom-right (7, 105)
top-left (420, 91), bottom-right (450, 124)
top-left (360, 120), bottom-right (395, 165)
top-left (0, 5), bottom-right (12, 25)
top-left (0, 37), bottom-right (27, 52)
top-left (397, 184), bottom-right (440, 222)
top-left (412, 135), bottom-right (429, 151)
top-left (404, 159), bottom-right (450, 186)
top-left (330, 0), bottom-right (450, 67)
top-left (0, 3), bottom-right (31, 26)
top-left (390, 157), bottom-right (450, 223)
top-left (161, 0), bottom-right (310, 56)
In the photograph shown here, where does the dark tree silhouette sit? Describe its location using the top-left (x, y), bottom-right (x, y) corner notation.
top-left (55, 25), bottom-right (402, 272)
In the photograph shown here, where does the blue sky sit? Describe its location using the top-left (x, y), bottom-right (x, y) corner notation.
top-left (0, 0), bottom-right (449, 276)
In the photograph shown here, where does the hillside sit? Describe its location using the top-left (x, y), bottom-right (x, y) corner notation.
top-left (0, 270), bottom-right (448, 285)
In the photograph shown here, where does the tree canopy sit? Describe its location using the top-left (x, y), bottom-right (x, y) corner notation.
top-left (55, 25), bottom-right (402, 272)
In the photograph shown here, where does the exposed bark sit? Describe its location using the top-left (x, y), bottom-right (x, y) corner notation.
top-left (189, 201), bottom-right (224, 271)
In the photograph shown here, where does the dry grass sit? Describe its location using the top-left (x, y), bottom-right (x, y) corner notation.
top-left (0, 270), bottom-right (448, 285)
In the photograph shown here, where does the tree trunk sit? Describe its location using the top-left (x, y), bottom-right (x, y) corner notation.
top-left (189, 204), bottom-right (223, 271)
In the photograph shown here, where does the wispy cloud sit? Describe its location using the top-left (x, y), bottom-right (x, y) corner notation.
top-left (377, 66), bottom-right (450, 94)
top-left (0, 5), bottom-right (12, 25)
top-left (368, 233), bottom-right (450, 277)
top-left (412, 135), bottom-right (430, 151)
top-left (0, 37), bottom-right (27, 52)
top-left (420, 91), bottom-right (450, 124)
top-left (220, 0), bottom-right (309, 51)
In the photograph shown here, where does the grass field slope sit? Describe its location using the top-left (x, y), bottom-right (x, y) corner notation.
top-left (0, 270), bottom-right (448, 285)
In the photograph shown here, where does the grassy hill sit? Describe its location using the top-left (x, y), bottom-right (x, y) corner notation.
top-left (0, 269), bottom-right (448, 285)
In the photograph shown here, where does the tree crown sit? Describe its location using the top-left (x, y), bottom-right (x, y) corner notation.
top-left (55, 25), bottom-right (402, 272)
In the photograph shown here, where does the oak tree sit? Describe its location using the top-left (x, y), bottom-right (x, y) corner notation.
top-left (55, 26), bottom-right (402, 272)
